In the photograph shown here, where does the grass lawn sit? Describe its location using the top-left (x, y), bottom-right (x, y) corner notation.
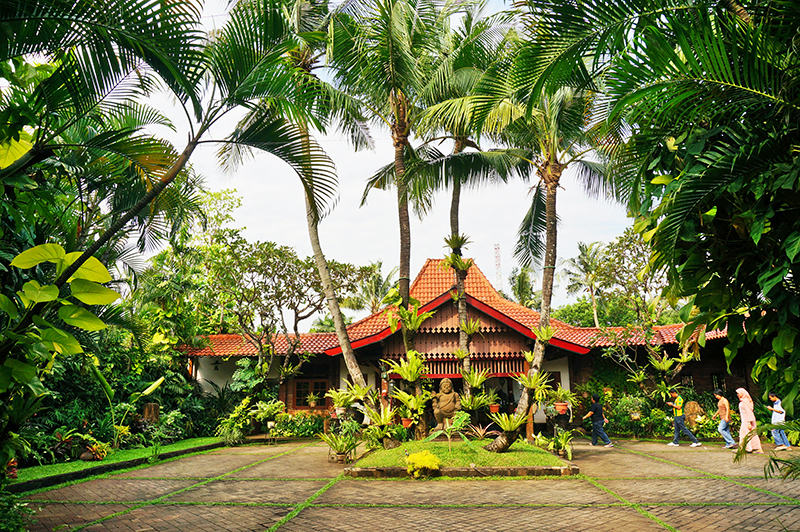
top-left (355, 439), bottom-right (565, 468)
top-left (14, 436), bottom-right (220, 483)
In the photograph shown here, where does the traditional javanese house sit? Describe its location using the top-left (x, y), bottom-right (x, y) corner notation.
top-left (185, 258), bottom-right (748, 423)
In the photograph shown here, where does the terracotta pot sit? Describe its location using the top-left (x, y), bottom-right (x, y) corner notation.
top-left (489, 404), bottom-right (501, 413)
top-left (554, 402), bottom-right (569, 415)
top-left (401, 417), bottom-right (413, 428)
top-left (308, 401), bottom-right (317, 408)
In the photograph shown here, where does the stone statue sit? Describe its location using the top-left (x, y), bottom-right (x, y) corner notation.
top-left (431, 378), bottom-right (461, 431)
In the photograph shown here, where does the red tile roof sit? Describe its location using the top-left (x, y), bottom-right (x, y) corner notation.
top-left (185, 258), bottom-right (728, 358)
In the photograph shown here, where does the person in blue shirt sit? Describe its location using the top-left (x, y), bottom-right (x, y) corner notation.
top-left (582, 394), bottom-right (613, 447)
top-left (766, 391), bottom-right (792, 451)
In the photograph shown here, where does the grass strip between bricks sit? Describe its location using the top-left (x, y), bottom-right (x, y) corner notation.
top-left (309, 502), bottom-right (630, 509)
top-left (620, 447), bottom-right (800, 504)
top-left (267, 474), bottom-right (343, 531)
top-left (585, 477), bottom-right (679, 532)
top-left (45, 442), bottom-right (313, 531)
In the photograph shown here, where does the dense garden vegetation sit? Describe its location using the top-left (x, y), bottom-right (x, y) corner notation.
top-left (1, 1), bottom-right (799, 526)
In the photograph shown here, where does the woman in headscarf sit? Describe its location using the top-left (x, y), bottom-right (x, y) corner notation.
top-left (736, 388), bottom-right (764, 453)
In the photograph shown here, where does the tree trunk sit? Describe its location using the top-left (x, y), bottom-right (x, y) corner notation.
top-left (449, 140), bottom-right (471, 398)
top-left (305, 195), bottom-right (367, 389)
top-left (589, 286), bottom-right (600, 328)
top-left (393, 123), bottom-right (413, 354)
top-left (482, 430), bottom-right (520, 453)
top-left (485, 170), bottom-right (560, 453)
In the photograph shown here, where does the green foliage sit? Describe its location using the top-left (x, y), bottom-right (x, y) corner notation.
top-left (547, 428), bottom-right (575, 460)
top-left (460, 393), bottom-right (491, 411)
top-left (324, 388), bottom-right (355, 409)
top-left (488, 412), bottom-right (527, 432)
top-left (440, 253), bottom-right (474, 273)
top-left (382, 351), bottom-right (427, 383)
top-left (461, 368), bottom-right (490, 389)
top-left (391, 390), bottom-right (430, 422)
top-left (361, 403), bottom-right (396, 427)
top-left (386, 304), bottom-right (436, 334)
top-left (548, 386), bottom-right (577, 407)
top-left (318, 432), bottom-right (359, 455)
top-left (0, 481), bottom-right (34, 532)
top-left (215, 398), bottom-right (253, 446)
top-left (251, 400), bottom-right (285, 422)
top-left (271, 412), bottom-right (325, 438)
top-left (405, 450), bottom-right (441, 479)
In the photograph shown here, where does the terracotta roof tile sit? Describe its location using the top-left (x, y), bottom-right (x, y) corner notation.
top-left (184, 259), bottom-right (728, 357)
top-left (185, 333), bottom-right (340, 357)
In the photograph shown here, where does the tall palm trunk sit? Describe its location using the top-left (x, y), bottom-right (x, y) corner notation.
top-left (449, 139), bottom-right (470, 398)
top-left (305, 195), bottom-right (367, 389)
top-left (392, 93), bottom-right (414, 354)
top-left (485, 167), bottom-right (561, 453)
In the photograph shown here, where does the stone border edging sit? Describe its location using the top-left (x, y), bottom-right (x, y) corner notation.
top-left (344, 463), bottom-right (579, 478)
top-left (7, 441), bottom-right (226, 493)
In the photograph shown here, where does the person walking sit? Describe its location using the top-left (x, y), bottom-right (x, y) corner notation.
top-left (712, 389), bottom-right (737, 449)
top-left (766, 391), bottom-right (792, 451)
top-left (666, 389), bottom-right (702, 447)
top-left (582, 393), bottom-right (613, 447)
top-left (736, 388), bottom-right (764, 454)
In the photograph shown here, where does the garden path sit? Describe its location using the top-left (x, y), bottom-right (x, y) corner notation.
top-left (22, 439), bottom-right (800, 531)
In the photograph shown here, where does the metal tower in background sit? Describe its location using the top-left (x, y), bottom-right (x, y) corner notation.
top-left (494, 243), bottom-right (502, 291)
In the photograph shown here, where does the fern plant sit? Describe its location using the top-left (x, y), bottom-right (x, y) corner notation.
top-left (382, 350), bottom-right (427, 383)
top-left (488, 412), bottom-right (527, 432)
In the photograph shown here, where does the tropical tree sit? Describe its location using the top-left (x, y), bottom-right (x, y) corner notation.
top-left (341, 261), bottom-right (398, 315)
top-left (0, 0), bottom-right (341, 474)
top-left (517, 0), bottom-right (800, 410)
top-left (559, 241), bottom-right (604, 327)
top-left (329, 0), bottom-right (449, 353)
top-left (508, 266), bottom-right (541, 310)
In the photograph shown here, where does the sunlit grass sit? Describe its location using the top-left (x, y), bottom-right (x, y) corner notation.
top-left (14, 437), bottom-right (220, 483)
top-left (355, 439), bottom-right (565, 468)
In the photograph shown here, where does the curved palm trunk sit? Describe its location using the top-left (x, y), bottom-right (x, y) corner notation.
top-left (305, 195), bottom-right (367, 389)
top-left (451, 174), bottom-right (471, 398)
top-left (486, 170), bottom-right (560, 453)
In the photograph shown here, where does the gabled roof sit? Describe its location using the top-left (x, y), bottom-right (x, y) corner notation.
top-left (325, 258), bottom-right (589, 356)
top-left (184, 333), bottom-right (340, 358)
top-left (185, 258), bottom-right (727, 358)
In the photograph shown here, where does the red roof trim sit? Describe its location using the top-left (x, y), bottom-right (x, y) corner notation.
top-left (466, 295), bottom-right (590, 355)
top-left (323, 292), bottom-right (454, 356)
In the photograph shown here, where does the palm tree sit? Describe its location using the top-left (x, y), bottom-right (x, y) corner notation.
top-left (508, 267), bottom-right (541, 310)
top-left (341, 261), bottom-right (399, 315)
top-left (329, 0), bottom-right (447, 353)
top-left (0, 0), bottom-right (341, 468)
top-left (560, 241), bottom-right (604, 327)
top-left (221, 0), bottom-right (373, 389)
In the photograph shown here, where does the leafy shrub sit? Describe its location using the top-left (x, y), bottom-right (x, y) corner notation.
top-left (405, 450), bottom-right (440, 478)
top-left (0, 482), bottom-right (34, 532)
top-left (215, 398), bottom-right (253, 445)
top-left (270, 412), bottom-right (325, 438)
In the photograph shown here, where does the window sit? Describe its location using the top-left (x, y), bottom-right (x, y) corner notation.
top-left (295, 380), bottom-right (327, 407)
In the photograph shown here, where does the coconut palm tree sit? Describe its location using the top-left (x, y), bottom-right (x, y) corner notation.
top-left (560, 241), bottom-right (605, 327)
top-left (220, 0), bottom-right (373, 389)
top-left (341, 261), bottom-right (399, 315)
top-left (328, 0), bottom-right (449, 353)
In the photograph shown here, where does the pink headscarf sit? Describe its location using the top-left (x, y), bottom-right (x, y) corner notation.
top-left (736, 388), bottom-right (754, 409)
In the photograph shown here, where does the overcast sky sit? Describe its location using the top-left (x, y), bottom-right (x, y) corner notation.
top-left (149, 0), bottom-right (633, 326)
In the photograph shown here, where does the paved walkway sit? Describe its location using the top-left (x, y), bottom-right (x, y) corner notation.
top-left (23, 439), bottom-right (800, 531)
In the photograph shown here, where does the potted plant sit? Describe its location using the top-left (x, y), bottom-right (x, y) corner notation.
top-left (252, 399), bottom-right (285, 430)
top-left (485, 388), bottom-right (501, 413)
top-left (306, 392), bottom-right (320, 408)
top-left (325, 388), bottom-right (354, 416)
top-left (460, 393), bottom-right (491, 412)
top-left (318, 432), bottom-right (359, 463)
top-left (398, 406), bottom-right (414, 428)
top-left (549, 386), bottom-right (577, 415)
top-left (548, 427), bottom-right (575, 460)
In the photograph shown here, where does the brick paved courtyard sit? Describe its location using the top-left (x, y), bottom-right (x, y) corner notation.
top-left (22, 439), bottom-right (800, 531)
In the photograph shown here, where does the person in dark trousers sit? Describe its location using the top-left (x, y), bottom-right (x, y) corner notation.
top-left (666, 389), bottom-right (702, 447)
top-left (582, 393), bottom-right (613, 447)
